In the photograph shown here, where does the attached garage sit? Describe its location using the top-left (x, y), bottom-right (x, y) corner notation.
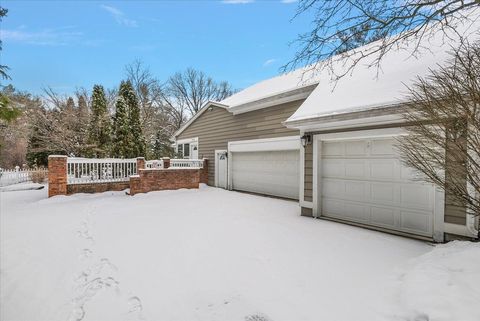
top-left (228, 136), bottom-right (300, 200)
top-left (232, 150), bottom-right (299, 199)
top-left (317, 135), bottom-right (438, 238)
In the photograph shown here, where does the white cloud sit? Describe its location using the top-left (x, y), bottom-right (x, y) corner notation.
top-left (100, 4), bottom-right (138, 27)
top-left (222, 0), bottom-right (255, 4)
top-left (0, 27), bottom-right (83, 46)
top-left (263, 58), bottom-right (277, 67)
top-left (281, 0), bottom-right (298, 3)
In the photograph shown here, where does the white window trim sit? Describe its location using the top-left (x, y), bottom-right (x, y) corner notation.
top-left (176, 137), bottom-right (198, 145)
top-left (176, 137), bottom-right (199, 159)
top-left (312, 128), bottom-right (445, 242)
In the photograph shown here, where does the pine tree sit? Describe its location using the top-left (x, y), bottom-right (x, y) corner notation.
top-left (152, 130), bottom-right (174, 159)
top-left (118, 81), bottom-right (146, 157)
top-left (78, 95), bottom-right (88, 118)
top-left (112, 96), bottom-right (130, 158)
top-left (26, 108), bottom-right (50, 167)
top-left (88, 85), bottom-right (111, 157)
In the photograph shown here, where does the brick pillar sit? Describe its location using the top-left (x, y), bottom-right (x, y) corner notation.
top-left (200, 158), bottom-right (209, 184)
top-left (48, 155), bottom-right (67, 197)
top-left (129, 175), bottom-right (141, 196)
top-left (162, 157), bottom-right (170, 169)
top-left (136, 157), bottom-right (145, 170)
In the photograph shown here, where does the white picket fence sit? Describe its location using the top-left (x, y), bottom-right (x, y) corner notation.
top-left (146, 159), bottom-right (204, 169)
top-left (0, 167), bottom-right (48, 187)
top-left (171, 159), bottom-right (204, 168)
top-left (66, 158), bottom-right (204, 185)
top-left (145, 159), bottom-right (163, 169)
top-left (67, 158), bottom-right (137, 185)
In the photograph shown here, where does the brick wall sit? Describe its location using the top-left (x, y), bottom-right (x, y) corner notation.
top-left (130, 168), bottom-right (200, 196)
top-left (67, 181), bottom-right (130, 194)
top-left (48, 155), bottom-right (68, 197)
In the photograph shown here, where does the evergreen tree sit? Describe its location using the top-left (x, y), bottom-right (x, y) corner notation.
top-left (26, 108), bottom-right (50, 167)
top-left (88, 85), bottom-right (111, 157)
top-left (152, 130), bottom-right (174, 159)
top-left (118, 81), bottom-right (146, 157)
top-left (77, 95), bottom-right (88, 118)
top-left (112, 96), bottom-right (130, 158)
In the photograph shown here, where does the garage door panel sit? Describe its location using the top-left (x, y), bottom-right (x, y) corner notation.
top-left (323, 159), bottom-right (345, 178)
top-left (400, 210), bottom-right (432, 235)
top-left (321, 137), bottom-right (435, 238)
top-left (344, 181), bottom-right (367, 200)
top-left (371, 206), bottom-right (396, 227)
top-left (369, 160), bottom-right (396, 180)
top-left (322, 179), bottom-right (343, 197)
top-left (370, 138), bottom-right (395, 155)
top-left (232, 150), bottom-right (299, 200)
top-left (345, 141), bottom-right (368, 156)
top-left (323, 199), bottom-right (370, 222)
top-left (370, 183), bottom-right (395, 203)
top-left (323, 142), bottom-right (344, 156)
top-left (400, 185), bottom-right (433, 211)
top-left (345, 160), bottom-right (366, 178)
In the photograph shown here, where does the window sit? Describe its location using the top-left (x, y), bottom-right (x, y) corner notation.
top-left (177, 143), bottom-right (190, 158)
top-left (176, 138), bottom-right (198, 159)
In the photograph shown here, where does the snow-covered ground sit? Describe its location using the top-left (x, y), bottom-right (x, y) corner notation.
top-left (1, 186), bottom-right (479, 321)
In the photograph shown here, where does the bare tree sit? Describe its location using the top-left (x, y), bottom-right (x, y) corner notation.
top-left (397, 41), bottom-right (480, 221)
top-left (124, 60), bottom-right (180, 158)
top-left (163, 68), bottom-right (235, 116)
top-left (28, 88), bottom-right (91, 157)
top-left (286, 0), bottom-right (480, 81)
top-left (125, 60), bottom-right (165, 138)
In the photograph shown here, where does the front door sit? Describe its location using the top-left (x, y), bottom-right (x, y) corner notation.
top-left (190, 143), bottom-right (199, 159)
top-left (215, 150), bottom-right (228, 189)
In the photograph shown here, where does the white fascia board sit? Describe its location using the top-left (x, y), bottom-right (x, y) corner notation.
top-left (228, 136), bottom-right (300, 153)
top-left (174, 101), bottom-right (229, 138)
top-left (285, 114), bottom-right (404, 132)
top-left (176, 137), bottom-right (198, 145)
top-left (229, 84), bottom-right (317, 115)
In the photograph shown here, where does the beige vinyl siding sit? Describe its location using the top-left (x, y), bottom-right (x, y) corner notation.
top-left (176, 100), bottom-right (302, 185)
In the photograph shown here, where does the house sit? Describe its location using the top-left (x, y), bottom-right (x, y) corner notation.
top-left (174, 17), bottom-right (479, 242)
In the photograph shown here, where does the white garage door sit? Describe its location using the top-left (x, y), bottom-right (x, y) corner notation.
top-left (321, 137), bottom-right (434, 237)
top-left (232, 150), bottom-right (299, 200)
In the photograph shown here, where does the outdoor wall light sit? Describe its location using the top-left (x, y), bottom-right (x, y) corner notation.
top-left (300, 134), bottom-right (312, 147)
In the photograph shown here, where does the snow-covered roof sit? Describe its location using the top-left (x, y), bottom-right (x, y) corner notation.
top-left (220, 65), bottom-right (320, 108)
top-left (286, 12), bottom-right (480, 124)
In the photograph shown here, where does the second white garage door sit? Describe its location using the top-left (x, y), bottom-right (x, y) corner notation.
top-left (232, 150), bottom-right (299, 200)
top-left (320, 137), bottom-right (435, 237)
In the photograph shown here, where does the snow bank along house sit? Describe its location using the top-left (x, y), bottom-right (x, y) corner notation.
top-left (174, 19), bottom-right (479, 243)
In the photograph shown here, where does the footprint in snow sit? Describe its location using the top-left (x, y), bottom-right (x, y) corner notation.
top-left (79, 248), bottom-right (93, 260)
top-left (91, 258), bottom-right (118, 274)
top-left (245, 314), bottom-right (272, 321)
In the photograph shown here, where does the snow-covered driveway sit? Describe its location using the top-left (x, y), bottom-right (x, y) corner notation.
top-left (1, 186), bottom-right (479, 321)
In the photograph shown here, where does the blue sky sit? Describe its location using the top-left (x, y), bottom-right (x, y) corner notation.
top-left (1, 0), bottom-right (312, 95)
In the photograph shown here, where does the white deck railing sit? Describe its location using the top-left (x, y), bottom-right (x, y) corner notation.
top-left (170, 159), bottom-right (204, 169)
top-left (67, 158), bottom-right (137, 185)
top-left (0, 167), bottom-right (48, 187)
top-left (146, 159), bottom-right (163, 169)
